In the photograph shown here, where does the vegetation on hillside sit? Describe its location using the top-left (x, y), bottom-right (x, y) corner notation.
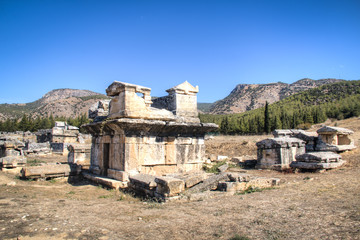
top-left (0, 95), bottom-right (107, 120)
top-left (0, 113), bottom-right (90, 132)
top-left (200, 80), bottom-right (360, 134)
top-left (197, 102), bottom-right (214, 113)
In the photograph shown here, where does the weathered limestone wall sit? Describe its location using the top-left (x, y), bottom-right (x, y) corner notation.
top-left (88, 132), bottom-right (206, 180)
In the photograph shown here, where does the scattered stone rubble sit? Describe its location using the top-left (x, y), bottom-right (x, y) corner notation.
top-left (257, 127), bottom-right (354, 171)
top-left (125, 172), bottom-right (280, 201)
top-left (0, 121), bottom-right (92, 179)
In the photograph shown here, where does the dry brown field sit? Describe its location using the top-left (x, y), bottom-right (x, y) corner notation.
top-left (1, 118), bottom-right (360, 240)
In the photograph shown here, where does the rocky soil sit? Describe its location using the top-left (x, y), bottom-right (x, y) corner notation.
top-left (1, 118), bottom-right (360, 240)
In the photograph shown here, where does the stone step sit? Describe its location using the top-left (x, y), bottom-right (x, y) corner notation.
top-left (82, 172), bottom-right (128, 190)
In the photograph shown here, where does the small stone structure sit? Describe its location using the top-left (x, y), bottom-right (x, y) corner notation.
top-left (256, 137), bottom-right (305, 170)
top-left (257, 126), bottom-right (356, 171)
top-left (83, 81), bottom-right (218, 181)
top-left (67, 144), bottom-right (91, 169)
top-left (0, 137), bottom-right (26, 168)
top-left (51, 121), bottom-right (80, 155)
top-left (23, 142), bottom-right (51, 155)
top-left (316, 126), bottom-right (355, 152)
top-left (291, 152), bottom-right (345, 170)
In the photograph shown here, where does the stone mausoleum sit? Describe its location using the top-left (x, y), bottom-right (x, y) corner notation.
top-left (83, 81), bottom-right (218, 181)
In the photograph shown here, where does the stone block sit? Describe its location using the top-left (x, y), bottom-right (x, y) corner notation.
top-left (217, 181), bottom-right (247, 192)
top-left (181, 174), bottom-right (206, 188)
top-left (186, 172), bottom-right (229, 193)
top-left (155, 176), bottom-right (185, 197)
top-left (0, 156), bottom-right (27, 168)
top-left (83, 172), bottom-right (127, 190)
top-left (107, 169), bottom-right (129, 181)
top-left (218, 163), bottom-right (229, 172)
top-left (129, 174), bottom-right (157, 189)
top-left (248, 177), bottom-right (280, 188)
top-left (227, 173), bottom-right (251, 182)
top-left (21, 164), bottom-right (80, 179)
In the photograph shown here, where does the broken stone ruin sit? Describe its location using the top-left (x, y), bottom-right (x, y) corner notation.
top-left (0, 122), bottom-right (92, 179)
top-left (0, 137), bottom-right (27, 171)
top-left (256, 127), bottom-right (354, 172)
top-left (290, 152), bottom-right (345, 171)
top-left (81, 81), bottom-right (280, 201)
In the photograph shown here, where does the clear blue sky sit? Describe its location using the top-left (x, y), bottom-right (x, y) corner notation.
top-left (0, 0), bottom-right (359, 104)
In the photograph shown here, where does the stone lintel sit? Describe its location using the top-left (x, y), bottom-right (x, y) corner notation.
top-left (106, 81), bottom-right (152, 97)
top-left (83, 118), bottom-right (218, 136)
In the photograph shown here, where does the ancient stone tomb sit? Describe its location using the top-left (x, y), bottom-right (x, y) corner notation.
top-left (83, 81), bottom-right (218, 181)
top-left (256, 137), bottom-right (306, 170)
top-left (316, 126), bottom-right (356, 152)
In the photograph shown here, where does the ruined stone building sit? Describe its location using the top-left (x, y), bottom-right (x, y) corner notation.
top-left (0, 137), bottom-right (26, 168)
top-left (256, 137), bottom-right (306, 170)
top-left (256, 126), bottom-right (355, 170)
top-left (316, 126), bottom-right (355, 152)
top-left (83, 81), bottom-right (218, 181)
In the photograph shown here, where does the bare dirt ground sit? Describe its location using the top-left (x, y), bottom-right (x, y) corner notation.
top-left (1, 118), bottom-right (360, 240)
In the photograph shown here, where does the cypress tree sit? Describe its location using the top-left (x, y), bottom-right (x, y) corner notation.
top-left (264, 101), bottom-right (270, 134)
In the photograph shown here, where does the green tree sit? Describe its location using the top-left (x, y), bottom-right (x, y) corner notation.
top-left (220, 117), bottom-right (230, 134)
top-left (264, 101), bottom-right (270, 134)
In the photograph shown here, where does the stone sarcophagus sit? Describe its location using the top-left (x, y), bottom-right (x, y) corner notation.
top-left (256, 137), bottom-right (306, 170)
top-left (83, 81), bottom-right (218, 181)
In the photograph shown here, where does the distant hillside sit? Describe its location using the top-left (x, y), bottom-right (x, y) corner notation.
top-left (209, 78), bottom-right (344, 114)
top-left (197, 103), bottom-right (214, 113)
top-left (0, 89), bottom-right (109, 121)
top-left (200, 80), bottom-right (360, 134)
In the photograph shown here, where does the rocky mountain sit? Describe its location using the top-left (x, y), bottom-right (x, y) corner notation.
top-left (40, 89), bottom-right (100, 103)
top-left (209, 78), bottom-right (344, 114)
top-left (0, 89), bottom-right (109, 121)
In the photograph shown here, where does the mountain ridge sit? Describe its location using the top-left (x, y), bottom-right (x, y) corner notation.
top-left (0, 88), bottom-right (108, 121)
top-left (209, 78), bottom-right (345, 114)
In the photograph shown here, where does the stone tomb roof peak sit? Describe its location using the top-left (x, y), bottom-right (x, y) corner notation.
top-left (166, 81), bottom-right (199, 95)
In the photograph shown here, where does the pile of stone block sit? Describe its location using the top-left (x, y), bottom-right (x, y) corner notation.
top-left (125, 171), bottom-right (280, 201)
top-left (217, 173), bottom-right (280, 193)
top-left (128, 172), bottom-right (209, 201)
top-left (290, 152), bottom-right (345, 170)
